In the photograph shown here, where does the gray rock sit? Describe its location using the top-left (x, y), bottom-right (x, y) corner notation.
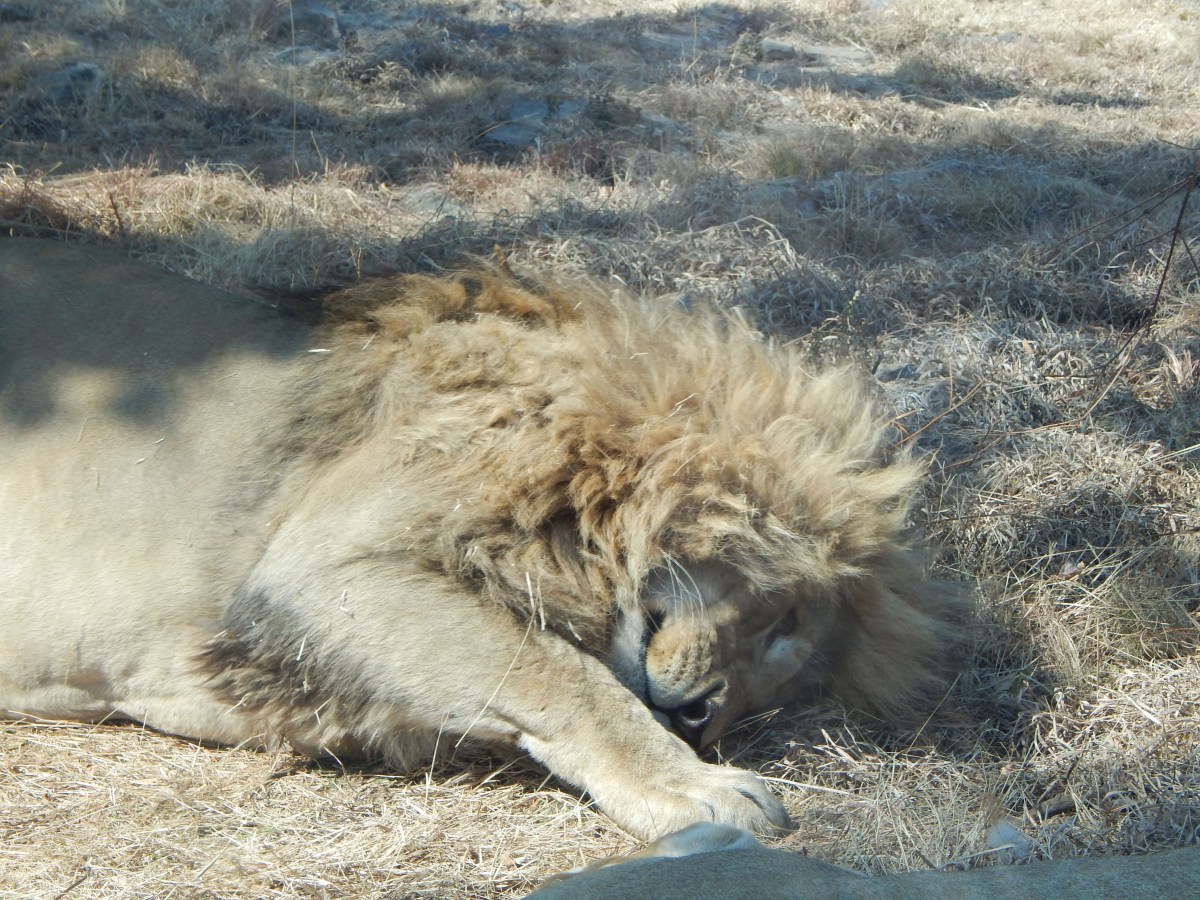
top-left (877, 363), bottom-right (919, 383)
top-left (277, 0), bottom-right (340, 47)
top-left (272, 46), bottom-right (337, 67)
top-left (25, 62), bottom-right (102, 110)
top-left (0, 3), bottom-right (34, 22)
top-left (484, 97), bottom-right (591, 149)
top-left (530, 843), bottom-right (1200, 899)
top-left (395, 184), bottom-right (466, 220)
top-left (760, 38), bottom-right (797, 62)
top-left (743, 178), bottom-right (821, 218)
top-left (555, 99), bottom-right (586, 120)
top-left (798, 43), bottom-right (874, 67)
top-left (486, 100), bottom-right (551, 148)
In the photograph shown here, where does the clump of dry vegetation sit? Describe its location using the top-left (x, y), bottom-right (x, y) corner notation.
top-left (2, 0), bottom-right (1198, 897)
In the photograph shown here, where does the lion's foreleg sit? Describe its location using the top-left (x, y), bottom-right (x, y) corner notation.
top-left (222, 561), bottom-right (790, 840)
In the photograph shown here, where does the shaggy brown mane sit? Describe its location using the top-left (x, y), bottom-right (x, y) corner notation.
top-left (263, 266), bottom-right (959, 716)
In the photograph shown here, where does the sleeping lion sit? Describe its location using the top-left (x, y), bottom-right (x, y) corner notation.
top-left (0, 239), bottom-right (960, 840)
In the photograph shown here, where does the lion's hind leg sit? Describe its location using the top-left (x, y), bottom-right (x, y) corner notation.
top-left (0, 664), bottom-right (272, 750)
top-left (114, 688), bottom-right (276, 750)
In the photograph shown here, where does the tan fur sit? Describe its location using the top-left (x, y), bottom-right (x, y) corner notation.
top-left (0, 239), bottom-right (962, 839)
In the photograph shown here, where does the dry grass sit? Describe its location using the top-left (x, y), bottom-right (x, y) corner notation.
top-left (0, 722), bottom-right (624, 898)
top-left (2, 0), bottom-right (1199, 896)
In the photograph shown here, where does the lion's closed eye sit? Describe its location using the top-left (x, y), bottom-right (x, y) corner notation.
top-left (647, 609), bottom-right (667, 636)
top-left (767, 609), bottom-right (798, 642)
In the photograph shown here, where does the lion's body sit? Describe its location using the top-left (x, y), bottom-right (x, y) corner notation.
top-left (1, 239), bottom-right (960, 839)
top-left (1, 241), bottom-right (306, 744)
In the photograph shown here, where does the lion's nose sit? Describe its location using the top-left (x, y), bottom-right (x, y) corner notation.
top-left (668, 687), bottom-right (721, 748)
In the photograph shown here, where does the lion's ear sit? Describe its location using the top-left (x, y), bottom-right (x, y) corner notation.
top-left (831, 570), bottom-right (964, 716)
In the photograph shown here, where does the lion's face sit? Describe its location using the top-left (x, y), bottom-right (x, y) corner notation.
top-left (609, 561), bottom-right (845, 748)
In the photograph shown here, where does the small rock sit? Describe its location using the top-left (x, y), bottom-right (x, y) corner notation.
top-left (798, 43), bottom-right (874, 67)
top-left (640, 112), bottom-right (684, 136)
top-left (277, 0), bottom-right (340, 47)
top-left (272, 46), bottom-right (336, 67)
top-left (0, 3), bottom-right (34, 22)
top-left (511, 98), bottom-right (552, 120)
top-left (553, 99), bottom-right (586, 120)
top-left (744, 178), bottom-right (820, 217)
top-left (985, 818), bottom-right (1034, 864)
top-left (917, 358), bottom-right (948, 379)
top-left (584, 95), bottom-right (641, 129)
top-left (27, 62), bottom-right (102, 109)
top-left (876, 363), bottom-right (918, 383)
top-left (760, 38), bottom-right (797, 62)
top-left (486, 99), bottom-right (551, 147)
top-left (395, 184), bottom-right (467, 220)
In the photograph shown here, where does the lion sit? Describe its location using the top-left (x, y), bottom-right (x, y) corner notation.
top-left (0, 238), bottom-right (961, 840)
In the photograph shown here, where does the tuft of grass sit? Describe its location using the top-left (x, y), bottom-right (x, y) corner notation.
top-left (757, 126), bottom-right (860, 181)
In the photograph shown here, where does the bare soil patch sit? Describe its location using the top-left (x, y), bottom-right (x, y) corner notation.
top-left (2, 1), bottom-right (1198, 897)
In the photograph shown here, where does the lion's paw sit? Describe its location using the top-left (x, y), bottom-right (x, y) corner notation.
top-left (602, 760), bottom-right (793, 841)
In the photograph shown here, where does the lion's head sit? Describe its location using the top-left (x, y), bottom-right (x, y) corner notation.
top-left (612, 550), bottom-right (951, 748)
top-left (563, 318), bottom-right (958, 748)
